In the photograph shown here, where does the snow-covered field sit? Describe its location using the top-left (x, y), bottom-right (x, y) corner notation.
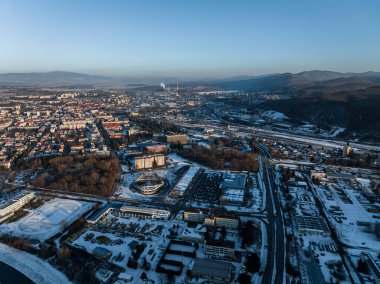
top-left (262, 110), bottom-right (288, 121)
top-left (71, 215), bottom-right (182, 284)
top-left (0, 243), bottom-right (71, 284)
top-left (167, 153), bottom-right (204, 168)
top-left (315, 184), bottom-right (380, 249)
top-left (0, 198), bottom-right (92, 241)
top-left (302, 236), bottom-right (350, 284)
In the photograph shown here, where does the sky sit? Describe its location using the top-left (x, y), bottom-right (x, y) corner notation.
top-left (0, 0), bottom-right (379, 78)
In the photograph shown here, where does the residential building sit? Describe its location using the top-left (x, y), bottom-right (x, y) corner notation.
top-left (204, 239), bottom-right (235, 260)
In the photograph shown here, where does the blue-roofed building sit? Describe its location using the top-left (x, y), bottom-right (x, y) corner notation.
top-left (93, 247), bottom-right (112, 260)
top-left (308, 262), bottom-right (326, 284)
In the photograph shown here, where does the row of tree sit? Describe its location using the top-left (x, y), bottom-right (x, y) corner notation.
top-left (31, 154), bottom-right (119, 196)
top-left (179, 146), bottom-right (259, 172)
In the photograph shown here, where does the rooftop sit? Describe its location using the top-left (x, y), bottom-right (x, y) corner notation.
top-left (192, 258), bottom-right (232, 280)
top-left (205, 239), bottom-right (235, 249)
top-left (222, 173), bottom-right (246, 189)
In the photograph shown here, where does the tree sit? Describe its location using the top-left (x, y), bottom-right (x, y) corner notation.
top-left (332, 262), bottom-right (346, 281)
top-left (59, 220), bottom-right (68, 230)
top-left (246, 253), bottom-right (260, 273)
top-left (312, 176), bottom-right (321, 185)
top-left (357, 259), bottom-right (369, 274)
top-left (238, 273), bottom-right (251, 284)
top-left (57, 246), bottom-right (71, 264)
top-left (140, 272), bottom-right (148, 281)
top-left (241, 221), bottom-right (256, 247)
top-left (127, 257), bottom-right (138, 269)
top-left (205, 227), bottom-right (212, 241)
top-left (221, 226), bottom-right (227, 239)
top-left (375, 222), bottom-right (380, 241)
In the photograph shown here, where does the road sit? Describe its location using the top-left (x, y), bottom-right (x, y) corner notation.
top-left (260, 155), bottom-right (285, 284)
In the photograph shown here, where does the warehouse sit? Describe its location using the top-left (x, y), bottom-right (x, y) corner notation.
top-left (119, 206), bottom-right (170, 220)
top-left (191, 258), bottom-right (233, 283)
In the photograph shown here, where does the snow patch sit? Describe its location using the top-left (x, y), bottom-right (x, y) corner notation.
top-left (262, 110), bottom-right (288, 120)
top-left (0, 198), bottom-right (92, 241)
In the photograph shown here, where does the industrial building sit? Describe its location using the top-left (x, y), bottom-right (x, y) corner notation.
top-left (360, 252), bottom-right (380, 284)
top-left (153, 134), bottom-right (188, 145)
top-left (296, 216), bottom-right (330, 236)
top-left (307, 261), bottom-right (326, 284)
top-left (184, 208), bottom-right (240, 229)
top-left (168, 166), bottom-right (199, 199)
top-left (0, 192), bottom-right (36, 222)
top-left (219, 188), bottom-right (245, 205)
top-left (87, 203), bottom-right (170, 224)
top-left (184, 208), bottom-right (208, 223)
top-left (191, 258), bottom-right (233, 283)
top-left (119, 206), bottom-right (170, 220)
top-left (93, 247), bottom-right (112, 260)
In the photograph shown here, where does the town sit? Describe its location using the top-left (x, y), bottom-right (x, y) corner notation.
top-left (0, 85), bottom-right (379, 284)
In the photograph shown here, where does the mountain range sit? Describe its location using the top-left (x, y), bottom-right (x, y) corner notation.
top-left (0, 71), bottom-right (179, 87)
top-left (213, 70), bottom-right (380, 94)
top-left (0, 70), bottom-right (379, 141)
top-left (1, 70), bottom-right (380, 89)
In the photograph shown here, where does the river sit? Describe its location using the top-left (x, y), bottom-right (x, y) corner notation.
top-left (0, 260), bottom-right (34, 284)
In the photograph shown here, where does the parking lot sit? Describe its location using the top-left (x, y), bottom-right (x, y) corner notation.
top-left (189, 170), bottom-right (223, 203)
top-left (87, 213), bottom-right (166, 241)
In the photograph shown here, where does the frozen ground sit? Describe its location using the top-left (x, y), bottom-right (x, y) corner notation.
top-left (0, 198), bottom-right (92, 241)
top-left (0, 242), bottom-right (71, 284)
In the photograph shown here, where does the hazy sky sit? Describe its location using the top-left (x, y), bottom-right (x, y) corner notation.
top-left (0, 0), bottom-right (379, 78)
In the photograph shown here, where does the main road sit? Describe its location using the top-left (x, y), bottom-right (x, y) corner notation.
top-left (260, 155), bottom-right (285, 284)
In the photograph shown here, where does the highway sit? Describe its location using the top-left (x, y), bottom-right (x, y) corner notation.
top-left (260, 155), bottom-right (285, 284)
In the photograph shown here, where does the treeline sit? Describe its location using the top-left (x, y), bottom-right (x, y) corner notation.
top-left (211, 137), bottom-right (241, 148)
top-left (29, 154), bottom-right (119, 196)
top-left (131, 118), bottom-right (186, 134)
top-left (178, 146), bottom-right (258, 172)
top-left (325, 154), bottom-right (379, 170)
